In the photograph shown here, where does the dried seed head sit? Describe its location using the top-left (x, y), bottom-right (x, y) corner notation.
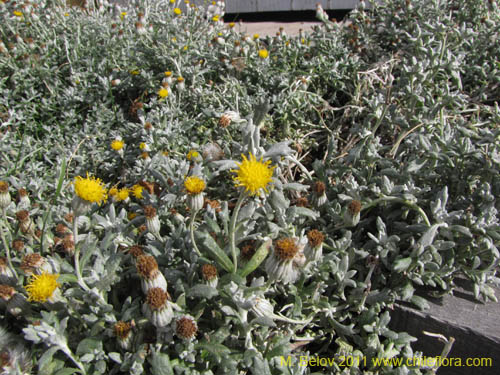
top-left (16, 210), bottom-right (29, 223)
top-left (201, 264), bottom-right (217, 281)
top-left (307, 229), bottom-right (324, 248)
top-left (175, 316), bottom-right (198, 339)
top-left (17, 188), bottom-right (28, 197)
top-left (12, 239), bottom-right (25, 252)
top-left (144, 122), bottom-right (153, 131)
top-left (204, 199), bottom-right (221, 213)
top-left (64, 212), bottom-right (74, 223)
top-left (127, 245), bottom-right (144, 258)
top-left (146, 287), bottom-right (168, 309)
top-left (218, 114), bottom-right (231, 128)
top-left (55, 223), bottom-right (70, 235)
top-left (114, 321), bottom-right (132, 339)
top-left (274, 238), bottom-right (299, 261)
top-left (348, 200), bottom-right (362, 215)
top-left (0, 181), bottom-right (9, 194)
top-left (136, 255), bottom-right (159, 279)
top-left (20, 253), bottom-right (44, 273)
top-left (62, 234), bottom-right (75, 254)
top-left (241, 241), bottom-right (256, 260)
top-left (313, 181), bottom-right (326, 195)
top-left (0, 284), bottom-right (16, 301)
top-left (295, 196), bottom-right (309, 207)
top-left (143, 205), bottom-right (157, 219)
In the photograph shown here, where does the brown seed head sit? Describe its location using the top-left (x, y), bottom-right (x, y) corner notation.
top-left (274, 238), bottom-right (299, 261)
top-left (176, 317), bottom-right (197, 339)
top-left (348, 200), bottom-right (362, 215)
top-left (64, 212), bottom-right (74, 223)
top-left (62, 234), bottom-right (75, 254)
top-left (0, 257), bottom-right (6, 270)
top-left (20, 253), bottom-right (44, 273)
top-left (307, 229), bottom-right (324, 248)
top-left (313, 181), bottom-right (326, 195)
top-left (201, 264), bottom-right (217, 281)
top-left (141, 151), bottom-right (150, 160)
top-left (295, 196), bottom-right (309, 207)
top-left (146, 287), bottom-right (167, 309)
top-left (0, 284), bottom-right (16, 301)
top-left (204, 199), bottom-right (221, 213)
top-left (56, 223), bottom-right (69, 235)
top-left (144, 122), bottom-right (153, 131)
top-left (218, 114), bottom-right (231, 128)
top-left (143, 205), bottom-right (157, 219)
top-left (17, 188), bottom-right (28, 197)
top-left (241, 240), bottom-right (256, 260)
top-left (12, 239), bottom-right (25, 252)
top-left (16, 210), bottom-right (29, 222)
top-left (136, 255), bottom-right (159, 279)
top-left (114, 321), bottom-right (132, 339)
top-left (127, 245), bottom-right (144, 258)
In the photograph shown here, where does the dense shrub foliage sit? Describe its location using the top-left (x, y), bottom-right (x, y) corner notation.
top-left (0, 0), bottom-right (499, 374)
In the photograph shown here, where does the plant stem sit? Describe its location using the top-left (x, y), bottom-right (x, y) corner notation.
top-left (229, 192), bottom-right (247, 273)
top-left (189, 210), bottom-right (202, 257)
top-left (0, 212), bottom-right (17, 280)
top-left (73, 217), bottom-right (90, 292)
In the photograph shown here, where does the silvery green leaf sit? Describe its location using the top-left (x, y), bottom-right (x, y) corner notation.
top-left (109, 352), bottom-right (121, 364)
top-left (251, 316), bottom-right (276, 327)
top-left (270, 190), bottom-right (288, 211)
top-left (418, 223), bottom-right (448, 249)
top-left (252, 355), bottom-right (272, 375)
top-left (287, 206), bottom-right (319, 220)
top-left (237, 201), bottom-right (256, 221)
top-left (263, 141), bottom-right (293, 158)
top-left (410, 295), bottom-right (430, 310)
top-left (76, 337), bottom-right (102, 356)
top-left (196, 342), bottom-right (231, 359)
top-left (282, 182), bottom-right (309, 192)
top-left (212, 159), bottom-right (238, 171)
top-left (187, 284), bottom-right (218, 299)
top-left (393, 257), bottom-right (412, 273)
top-left (148, 350), bottom-right (173, 375)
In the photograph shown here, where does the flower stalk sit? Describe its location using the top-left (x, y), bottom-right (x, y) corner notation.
top-left (229, 192), bottom-right (247, 273)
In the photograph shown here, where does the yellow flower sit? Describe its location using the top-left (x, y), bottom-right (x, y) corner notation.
top-left (109, 186), bottom-right (118, 197)
top-left (128, 212), bottom-right (137, 220)
top-left (111, 139), bottom-right (125, 151)
top-left (171, 37), bottom-right (177, 42)
top-left (253, 33), bottom-right (259, 40)
top-left (258, 49), bottom-right (269, 59)
top-left (164, 71), bottom-right (172, 77)
top-left (232, 153), bottom-right (274, 195)
top-left (25, 272), bottom-right (60, 302)
top-left (184, 176), bottom-right (206, 195)
top-left (13, 10), bottom-right (23, 17)
top-left (158, 88), bottom-right (168, 98)
top-left (183, 45), bottom-right (188, 51)
top-left (74, 173), bottom-right (107, 205)
top-left (64, 13), bottom-right (69, 17)
top-left (174, 8), bottom-right (182, 15)
top-left (177, 76), bottom-right (184, 83)
top-left (130, 70), bottom-right (140, 75)
top-left (212, 15), bottom-right (219, 22)
top-left (186, 150), bottom-right (200, 161)
top-left (139, 142), bottom-right (147, 150)
top-left (116, 188), bottom-right (130, 202)
top-left (228, 22), bottom-right (235, 28)
top-left (120, 12), bottom-right (127, 20)
top-left (132, 184), bottom-right (144, 199)
top-left (170, 0), bottom-right (175, 3)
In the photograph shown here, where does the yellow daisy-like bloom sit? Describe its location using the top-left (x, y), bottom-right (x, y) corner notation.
top-left (258, 49), bottom-right (269, 59)
top-left (116, 188), bottom-right (130, 202)
top-left (120, 12), bottom-right (127, 20)
top-left (212, 15), bottom-right (220, 22)
top-left (164, 71), bottom-right (172, 77)
top-left (232, 153), bottom-right (274, 195)
top-left (74, 173), bottom-right (107, 205)
top-left (13, 10), bottom-right (23, 17)
top-left (174, 8), bottom-right (182, 15)
top-left (253, 33), bottom-right (260, 40)
top-left (25, 272), bottom-right (60, 302)
top-left (132, 184), bottom-right (144, 199)
top-left (158, 88), bottom-right (169, 98)
top-left (184, 176), bottom-right (206, 195)
top-left (186, 150), bottom-right (200, 161)
top-left (109, 186), bottom-right (118, 197)
top-left (139, 142), bottom-right (147, 150)
top-left (228, 22), bottom-right (235, 28)
top-left (130, 70), bottom-right (140, 75)
top-left (111, 139), bottom-right (125, 151)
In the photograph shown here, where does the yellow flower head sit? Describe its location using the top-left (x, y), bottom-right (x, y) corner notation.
top-left (158, 88), bottom-right (169, 98)
top-left (132, 184), bottom-right (144, 199)
top-left (164, 71), bottom-right (172, 77)
top-left (228, 22), bottom-right (235, 28)
top-left (120, 12), bottom-right (127, 20)
top-left (109, 186), bottom-right (118, 197)
top-left (74, 173), bottom-right (107, 205)
top-left (184, 176), bottom-right (206, 195)
top-left (183, 45), bottom-right (188, 51)
top-left (116, 188), bottom-right (130, 202)
top-left (111, 139), bottom-right (125, 151)
top-left (139, 142), bottom-right (147, 150)
top-left (258, 49), bottom-right (269, 59)
top-left (174, 8), bottom-right (182, 15)
top-left (130, 70), bottom-right (140, 75)
top-left (128, 212), bottom-right (137, 220)
top-left (212, 15), bottom-right (220, 22)
top-left (177, 76), bottom-right (184, 83)
top-left (253, 33), bottom-right (259, 40)
top-left (13, 10), bottom-right (23, 17)
top-left (186, 150), bottom-right (200, 161)
top-left (232, 153), bottom-right (274, 195)
top-left (25, 272), bottom-right (60, 302)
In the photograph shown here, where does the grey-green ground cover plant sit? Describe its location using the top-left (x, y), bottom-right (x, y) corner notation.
top-left (0, 0), bottom-right (499, 374)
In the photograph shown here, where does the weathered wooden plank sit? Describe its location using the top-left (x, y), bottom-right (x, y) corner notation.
top-left (389, 280), bottom-right (500, 374)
